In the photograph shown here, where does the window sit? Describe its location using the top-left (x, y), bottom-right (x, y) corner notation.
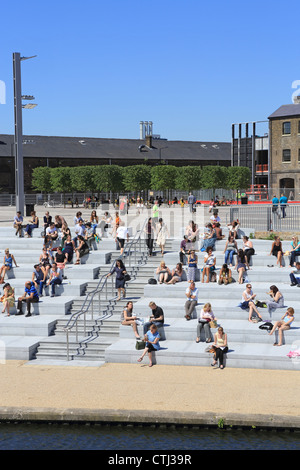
top-left (298, 149), bottom-right (300, 163)
top-left (298, 120), bottom-right (300, 134)
top-left (282, 121), bottom-right (291, 135)
top-left (282, 149), bottom-right (291, 162)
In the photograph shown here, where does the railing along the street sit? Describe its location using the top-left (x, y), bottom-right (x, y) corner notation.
top-left (63, 218), bottom-right (148, 361)
top-left (228, 204), bottom-right (300, 232)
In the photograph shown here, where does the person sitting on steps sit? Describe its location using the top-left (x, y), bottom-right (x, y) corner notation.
top-left (137, 324), bottom-right (161, 367)
top-left (184, 281), bottom-right (198, 320)
top-left (121, 301), bottom-right (141, 339)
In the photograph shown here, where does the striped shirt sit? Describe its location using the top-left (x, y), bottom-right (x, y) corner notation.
top-left (25, 283), bottom-right (39, 299)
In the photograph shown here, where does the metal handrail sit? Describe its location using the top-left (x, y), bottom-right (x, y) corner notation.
top-left (64, 218), bottom-right (148, 360)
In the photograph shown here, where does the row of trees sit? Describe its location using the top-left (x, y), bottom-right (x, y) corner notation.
top-left (31, 164), bottom-right (251, 197)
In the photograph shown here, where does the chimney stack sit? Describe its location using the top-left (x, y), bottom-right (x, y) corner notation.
top-left (293, 95), bottom-right (300, 104)
top-left (139, 121), bottom-right (153, 140)
top-left (145, 134), bottom-right (152, 148)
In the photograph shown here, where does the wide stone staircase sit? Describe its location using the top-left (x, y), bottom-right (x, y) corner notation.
top-left (0, 222), bottom-right (299, 371)
top-left (105, 236), bottom-right (300, 371)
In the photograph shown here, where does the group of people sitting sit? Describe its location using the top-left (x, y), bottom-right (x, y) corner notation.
top-left (0, 242), bottom-right (71, 317)
top-left (13, 210), bottom-right (39, 238)
top-left (0, 209), bottom-right (106, 317)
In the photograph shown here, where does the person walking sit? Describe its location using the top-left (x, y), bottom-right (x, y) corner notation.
top-left (144, 218), bottom-right (154, 256)
top-left (155, 218), bottom-right (169, 256)
top-left (152, 200), bottom-right (159, 225)
top-left (106, 259), bottom-right (128, 301)
top-left (188, 192), bottom-right (196, 213)
top-left (279, 193), bottom-right (288, 218)
top-left (272, 195), bottom-right (279, 217)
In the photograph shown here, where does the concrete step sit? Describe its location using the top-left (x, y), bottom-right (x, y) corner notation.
top-left (4, 264), bottom-right (101, 280)
top-left (0, 314), bottom-right (58, 336)
top-left (119, 317), bottom-right (299, 344)
top-left (0, 250), bottom-right (111, 265)
top-left (105, 338), bottom-right (300, 371)
top-left (163, 252), bottom-right (294, 268)
top-left (142, 282), bottom-right (299, 300)
top-left (1, 279), bottom-right (87, 298)
top-left (0, 335), bottom-right (42, 360)
top-left (130, 298), bottom-right (299, 321)
top-left (35, 331), bottom-right (117, 361)
top-left (10, 297), bottom-right (74, 316)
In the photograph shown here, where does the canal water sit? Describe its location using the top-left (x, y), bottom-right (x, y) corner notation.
top-left (0, 422), bottom-right (299, 450)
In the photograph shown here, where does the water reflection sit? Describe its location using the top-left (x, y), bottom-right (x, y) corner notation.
top-left (0, 423), bottom-right (299, 450)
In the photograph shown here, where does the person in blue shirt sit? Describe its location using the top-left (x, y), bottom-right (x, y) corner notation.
top-left (272, 195), bottom-right (279, 208)
top-left (279, 193), bottom-right (288, 218)
top-left (17, 281), bottom-right (39, 317)
top-left (137, 324), bottom-right (160, 367)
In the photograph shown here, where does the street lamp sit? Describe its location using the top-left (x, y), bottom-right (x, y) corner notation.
top-left (13, 52), bottom-right (37, 215)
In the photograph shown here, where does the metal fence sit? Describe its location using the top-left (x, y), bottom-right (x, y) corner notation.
top-left (229, 204), bottom-right (300, 232)
top-left (0, 189), bottom-right (239, 207)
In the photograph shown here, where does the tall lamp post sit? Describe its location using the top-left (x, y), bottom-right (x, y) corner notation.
top-left (13, 52), bottom-right (37, 215)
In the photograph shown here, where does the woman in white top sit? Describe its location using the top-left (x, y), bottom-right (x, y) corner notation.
top-left (202, 247), bottom-right (216, 283)
top-left (156, 261), bottom-right (171, 284)
top-left (240, 283), bottom-right (263, 322)
top-left (156, 218), bottom-right (169, 256)
top-left (211, 327), bottom-right (228, 369)
top-left (196, 303), bottom-right (216, 343)
top-left (210, 210), bottom-right (221, 226)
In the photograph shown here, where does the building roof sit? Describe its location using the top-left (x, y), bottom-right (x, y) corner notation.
top-left (0, 134), bottom-right (231, 162)
top-left (268, 104), bottom-right (300, 120)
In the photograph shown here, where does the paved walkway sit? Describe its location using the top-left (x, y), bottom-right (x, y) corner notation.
top-left (0, 204), bottom-right (299, 429)
top-left (0, 360), bottom-right (299, 428)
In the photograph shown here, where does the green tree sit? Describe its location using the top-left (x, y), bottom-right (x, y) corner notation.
top-left (151, 165), bottom-right (177, 190)
top-left (122, 165), bottom-right (151, 193)
top-left (50, 167), bottom-right (74, 206)
top-left (31, 166), bottom-right (52, 193)
top-left (151, 165), bottom-right (178, 203)
top-left (200, 166), bottom-right (228, 195)
top-left (92, 165), bottom-right (124, 197)
top-left (225, 166), bottom-right (251, 191)
top-left (174, 166), bottom-right (202, 191)
top-left (69, 166), bottom-right (96, 194)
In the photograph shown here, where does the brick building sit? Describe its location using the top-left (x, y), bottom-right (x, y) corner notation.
top-left (231, 98), bottom-right (300, 199)
top-left (268, 99), bottom-right (300, 197)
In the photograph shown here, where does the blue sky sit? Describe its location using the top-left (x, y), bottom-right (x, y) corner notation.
top-left (0, 0), bottom-right (299, 142)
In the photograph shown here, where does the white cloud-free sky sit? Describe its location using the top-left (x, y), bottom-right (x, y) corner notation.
top-left (0, 0), bottom-right (299, 142)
